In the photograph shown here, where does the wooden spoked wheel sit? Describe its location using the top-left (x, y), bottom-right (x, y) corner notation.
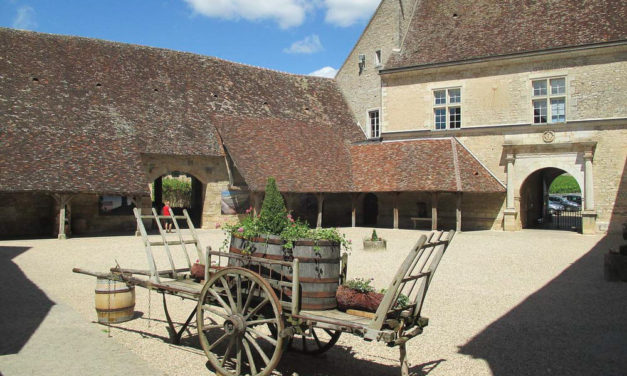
top-left (196, 268), bottom-right (284, 376)
top-left (287, 328), bottom-right (341, 355)
top-left (268, 324), bottom-right (341, 355)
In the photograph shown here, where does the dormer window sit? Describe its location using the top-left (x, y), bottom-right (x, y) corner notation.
top-left (368, 109), bottom-right (380, 138)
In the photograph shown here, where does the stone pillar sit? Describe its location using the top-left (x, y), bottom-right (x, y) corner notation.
top-left (154, 176), bottom-right (163, 210)
top-left (431, 192), bottom-right (438, 231)
top-left (456, 192), bottom-right (462, 232)
top-left (582, 151), bottom-right (597, 234)
top-left (503, 154), bottom-right (517, 231)
top-left (393, 192), bottom-right (399, 229)
top-left (316, 193), bottom-right (324, 228)
top-left (53, 194), bottom-right (73, 240)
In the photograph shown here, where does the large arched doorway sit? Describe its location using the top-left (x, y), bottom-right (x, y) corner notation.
top-left (520, 168), bottom-right (582, 232)
top-left (152, 172), bottom-right (203, 228)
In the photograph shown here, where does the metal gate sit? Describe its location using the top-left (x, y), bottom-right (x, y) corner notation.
top-left (545, 209), bottom-right (582, 232)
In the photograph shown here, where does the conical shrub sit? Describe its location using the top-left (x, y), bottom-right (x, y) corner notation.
top-left (259, 177), bottom-right (288, 235)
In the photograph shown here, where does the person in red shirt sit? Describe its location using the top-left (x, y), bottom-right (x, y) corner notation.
top-left (162, 201), bottom-right (173, 233)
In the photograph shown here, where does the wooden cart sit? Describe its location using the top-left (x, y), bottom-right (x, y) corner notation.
top-left (74, 208), bottom-right (455, 376)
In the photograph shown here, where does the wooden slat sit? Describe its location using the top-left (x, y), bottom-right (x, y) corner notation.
top-left (148, 239), bottom-right (197, 246)
top-left (152, 207), bottom-right (178, 278)
top-left (400, 272), bottom-right (430, 283)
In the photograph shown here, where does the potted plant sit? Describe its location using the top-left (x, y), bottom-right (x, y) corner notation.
top-left (363, 229), bottom-right (386, 250)
top-left (220, 177), bottom-right (351, 310)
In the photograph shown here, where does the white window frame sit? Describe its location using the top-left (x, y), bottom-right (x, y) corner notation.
top-left (531, 76), bottom-right (567, 124)
top-left (374, 49), bottom-right (382, 67)
top-left (433, 87), bottom-right (462, 130)
top-left (367, 109), bottom-right (381, 138)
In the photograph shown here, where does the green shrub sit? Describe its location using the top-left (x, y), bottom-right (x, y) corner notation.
top-left (161, 177), bottom-right (191, 207)
top-left (549, 174), bottom-right (581, 194)
top-left (345, 278), bottom-right (375, 293)
top-left (370, 229), bottom-right (379, 241)
top-left (258, 177), bottom-right (288, 235)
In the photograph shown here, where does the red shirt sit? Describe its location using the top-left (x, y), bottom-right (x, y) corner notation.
top-left (162, 205), bottom-right (171, 216)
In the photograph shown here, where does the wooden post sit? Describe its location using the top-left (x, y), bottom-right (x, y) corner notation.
top-left (431, 192), bottom-right (438, 230)
top-left (399, 342), bottom-right (409, 376)
top-left (250, 191), bottom-right (263, 216)
top-left (393, 192), bottom-right (399, 229)
top-left (154, 176), bottom-right (163, 210)
top-left (456, 192), bottom-right (462, 232)
top-left (316, 193), bottom-right (324, 228)
top-left (350, 193), bottom-right (360, 228)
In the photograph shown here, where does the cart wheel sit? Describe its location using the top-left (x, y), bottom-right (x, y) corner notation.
top-left (287, 328), bottom-right (341, 355)
top-left (197, 267), bottom-right (284, 376)
top-left (268, 325), bottom-right (341, 355)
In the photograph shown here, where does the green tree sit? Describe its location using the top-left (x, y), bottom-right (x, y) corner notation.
top-left (259, 177), bottom-right (288, 235)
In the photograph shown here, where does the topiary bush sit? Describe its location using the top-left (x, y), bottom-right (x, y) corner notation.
top-left (258, 177), bottom-right (288, 235)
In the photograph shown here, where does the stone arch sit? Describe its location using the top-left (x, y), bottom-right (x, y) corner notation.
top-left (519, 167), bottom-right (582, 230)
top-left (152, 171), bottom-right (204, 228)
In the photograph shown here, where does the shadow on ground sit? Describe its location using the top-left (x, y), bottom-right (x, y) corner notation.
top-left (459, 235), bottom-right (627, 376)
top-left (0, 246), bottom-right (55, 355)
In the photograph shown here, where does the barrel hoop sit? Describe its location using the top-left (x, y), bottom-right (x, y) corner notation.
top-left (293, 240), bottom-right (338, 246)
top-left (232, 234), bottom-right (284, 245)
top-left (95, 288), bottom-right (133, 294)
top-left (96, 306), bottom-right (135, 313)
top-left (285, 276), bottom-right (339, 283)
top-left (284, 289), bottom-right (337, 298)
top-left (230, 247), bottom-right (339, 263)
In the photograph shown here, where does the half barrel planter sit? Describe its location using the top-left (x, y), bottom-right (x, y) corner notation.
top-left (229, 234), bottom-right (341, 310)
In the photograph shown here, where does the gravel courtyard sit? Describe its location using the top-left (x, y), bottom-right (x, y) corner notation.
top-left (1, 228), bottom-right (626, 376)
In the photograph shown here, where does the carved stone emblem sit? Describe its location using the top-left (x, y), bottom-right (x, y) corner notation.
top-left (542, 131), bottom-right (555, 143)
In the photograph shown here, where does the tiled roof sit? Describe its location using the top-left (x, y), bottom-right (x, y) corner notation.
top-left (213, 115), bottom-right (357, 192)
top-left (350, 138), bottom-right (505, 193)
top-left (386, 0), bottom-right (627, 70)
top-left (0, 28), bottom-right (360, 194)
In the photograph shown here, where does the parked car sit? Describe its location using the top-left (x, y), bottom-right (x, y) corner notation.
top-left (548, 200), bottom-right (565, 214)
top-left (549, 195), bottom-right (580, 211)
top-left (564, 194), bottom-right (582, 206)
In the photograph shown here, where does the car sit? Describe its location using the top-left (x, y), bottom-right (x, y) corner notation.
top-left (564, 194), bottom-right (582, 206)
top-left (548, 200), bottom-right (565, 214)
top-left (549, 195), bottom-right (580, 211)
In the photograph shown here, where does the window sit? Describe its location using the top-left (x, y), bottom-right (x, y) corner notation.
top-left (532, 77), bottom-right (566, 124)
top-left (374, 50), bottom-right (382, 66)
top-left (368, 110), bottom-right (380, 138)
top-left (433, 88), bottom-right (461, 129)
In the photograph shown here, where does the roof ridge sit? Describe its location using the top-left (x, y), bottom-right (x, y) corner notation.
top-left (0, 27), bottom-right (328, 80)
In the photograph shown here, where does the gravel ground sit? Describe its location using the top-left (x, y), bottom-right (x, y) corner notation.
top-left (1, 228), bottom-right (626, 376)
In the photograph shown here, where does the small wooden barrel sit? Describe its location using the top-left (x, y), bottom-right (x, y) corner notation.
top-left (229, 235), bottom-right (340, 310)
top-left (94, 278), bottom-right (135, 324)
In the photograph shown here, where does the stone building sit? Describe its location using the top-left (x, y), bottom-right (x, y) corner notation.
top-left (336, 0), bottom-right (627, 235)
top-left (1, 0), bottom-right (625, 238)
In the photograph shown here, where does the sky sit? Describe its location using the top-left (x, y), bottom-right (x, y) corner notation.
top-left (1, 0), bottom-right (381, 77)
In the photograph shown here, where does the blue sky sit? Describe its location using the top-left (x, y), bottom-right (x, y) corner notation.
top-left (1, 0), bottom-right (381, 77)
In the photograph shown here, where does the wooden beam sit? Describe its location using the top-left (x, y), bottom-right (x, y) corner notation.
top-left (431, 192), bottom-right (438, 230)
top-left (52, 194), bottom-right (73, 240)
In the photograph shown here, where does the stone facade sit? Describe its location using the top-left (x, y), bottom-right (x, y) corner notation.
top-left (336, 0), bottom-right (418, 136)
top-left (373, 45), bottom-right (627, 234)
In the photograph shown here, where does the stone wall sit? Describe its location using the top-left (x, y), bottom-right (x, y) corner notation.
top-left (336, 0), bottom-right (418, 136)
top-left (381, 46), bottom-right (627, 131)
top-left (142, 154), bottom-right (234, 229)
top-left (0, 193), bottom-right (55, 238)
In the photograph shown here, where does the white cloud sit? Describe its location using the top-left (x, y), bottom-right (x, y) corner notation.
top-left (309, 66), bottom-right (338, 78)
top-left (323, 0), bottom-right (379, 27)
top-left (283, 34), bottom-right (323, 54)
top-left (184, 0), bottom-right (308, 29)
top-left (12, 5), bottom-right (37, 30)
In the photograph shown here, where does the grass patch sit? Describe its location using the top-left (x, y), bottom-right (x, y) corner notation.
top-left (549, 174), bottom-right (581, 194)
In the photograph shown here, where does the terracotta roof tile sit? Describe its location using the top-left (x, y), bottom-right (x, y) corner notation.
top-left (386, 0), bottom-right (627, 70)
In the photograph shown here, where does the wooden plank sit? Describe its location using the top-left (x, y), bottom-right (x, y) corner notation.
top-left (169, 210), bottom-right (192, 269)
top-left (183, 209), bottom-right (204, 263)
top-left (133, 207), bottom-right (160, 283)
top-left (152, 208), bottom-right (178, 278)
top-left (346, 309), bottom-right (376, 319)
top-left (292, 258), bottom-right (300, 315)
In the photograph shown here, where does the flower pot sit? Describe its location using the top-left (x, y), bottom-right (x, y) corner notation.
top-left (229, 234), bottom-right (341, 310)
top-left (336, 285), bottom-right (383, 313)
top-left (363, 239), bottom-right (387, 251)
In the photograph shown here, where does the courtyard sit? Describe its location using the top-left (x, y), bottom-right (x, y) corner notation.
top-left (1, 228), bottom-right (625, 376)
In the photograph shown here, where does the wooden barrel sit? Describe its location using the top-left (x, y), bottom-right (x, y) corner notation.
top-left (229, 235), bottom-right (340, 310)
top-left (94, 278), bottom-right (135, 324)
